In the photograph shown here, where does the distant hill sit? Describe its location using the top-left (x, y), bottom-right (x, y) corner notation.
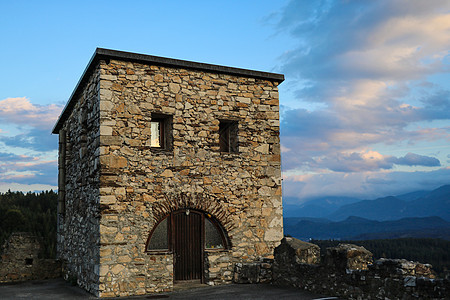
top-left (284, 216), bottom-right (450, 241)
top-left (326, 185), bottom-right (450, 221)
top-left (396, 190), bottom-right (430, 201)
top-left (284, 185), bottom-right (450, 221)
top-left (327, 196), bottom-right (406, 221)
top-left (283, 196), bottom-right (361, 218)
top-left (405, 185), bottom-right (450, 220)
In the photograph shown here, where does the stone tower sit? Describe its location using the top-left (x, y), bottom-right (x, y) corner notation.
top-left (52, 48), bottom-right (284, 297)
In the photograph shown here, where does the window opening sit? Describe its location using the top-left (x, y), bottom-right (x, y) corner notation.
top-left (150, 114), bottom-right (172, 150)
top-left (205, 218), bottom-right (224, 249)
top-left (146, 209), bottom-right (230, 253)
top-left (25, 258), bottom-right (33, 265)
top-left (150, 119), bottom-right (164, 148)
top-left (147, 218), bottom-right (169, 251)
top-left (219, 120), bottom-right (238, 153)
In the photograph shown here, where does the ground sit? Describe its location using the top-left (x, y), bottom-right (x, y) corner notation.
top-left (0, 279), bottom-right (335, 299)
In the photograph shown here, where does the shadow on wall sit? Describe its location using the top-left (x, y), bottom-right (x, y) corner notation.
top-left (0, 232), bottom-right (61, 283)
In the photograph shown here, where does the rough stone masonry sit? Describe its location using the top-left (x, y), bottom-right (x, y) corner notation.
top-left (52, 48), bottom-right (284, 297)
top-left (0, 232), bottom-right (61, 283)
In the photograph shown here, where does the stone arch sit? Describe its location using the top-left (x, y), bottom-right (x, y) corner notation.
top-left (151, 192), bottom-right (235, 233)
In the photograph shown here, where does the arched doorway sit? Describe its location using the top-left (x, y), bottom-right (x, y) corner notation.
top-left (146, 209), bottom-right (230, 282)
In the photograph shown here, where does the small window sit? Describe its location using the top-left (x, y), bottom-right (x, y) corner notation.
top-left (219, 120), bottom-right (238, 153)
top-left (147, 218), bottom-right (168, 251)
top-left (151, 119), bottom-right (164, 148)
top-left (25, 258), bottom-right (33, 265)
top-left (205, 218), bottom-right (224, 249)
top-left (150, 114), bottom-right (172, 150)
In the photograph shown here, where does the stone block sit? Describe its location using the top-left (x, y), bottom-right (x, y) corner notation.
top-left (325, 243), bottom-right (373, 271)
top-left (100, 154), bottom-right (128, 169)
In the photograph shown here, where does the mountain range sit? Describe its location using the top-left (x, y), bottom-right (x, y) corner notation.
top-left (284, 184), bottom-right (450, 221)
top-left (284, 216), bottom-right (450, 240)
top-left (283, 184), bottom-right (450, 240)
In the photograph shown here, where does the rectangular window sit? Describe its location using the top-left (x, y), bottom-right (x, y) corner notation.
top-left (219, 120), bottom-right (238, 153)
top-left (151, 114), bottom-right (172, 150)
top-left (150, 119), bottom-right (164, 148)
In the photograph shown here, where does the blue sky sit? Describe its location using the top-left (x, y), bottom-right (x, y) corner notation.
top-left (0, 0), bottom-right (449, 203)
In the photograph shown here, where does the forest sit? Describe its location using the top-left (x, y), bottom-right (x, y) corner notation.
top-left (0, 190), bottom-right (57, 258)
top-left (312, 238), bottom-right (450, 277)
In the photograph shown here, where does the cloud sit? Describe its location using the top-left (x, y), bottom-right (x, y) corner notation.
top-left (0, 97), bottom-right (62, 155)
top-left (283, 167), bottom-right (450, 202)
top-left (0, 97), bottom-right (62, 129)
top-left (0, 128), bottom-right (58, 152)
top-left (0, 152), bottom-right (36, 163)
top-left (276, 0), bottom-right (450, 184)
top-left (278, 0), bottom-right (450, 82)
top-left (389, 152), bottom-right (440, 167)
top-left (0, 152), bottom-right (57, 186)
top-left (283, 149), bottom-right (440, 173)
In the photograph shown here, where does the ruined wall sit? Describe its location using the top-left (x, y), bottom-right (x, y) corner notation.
top-left (58, 65), bottom-right (101, 295)
top-left (0, 232), bottom-right (61, 282)
top-left (96, 59), bottom-right (283, 297)
top-left (272, 238), bottom-right (449, 300)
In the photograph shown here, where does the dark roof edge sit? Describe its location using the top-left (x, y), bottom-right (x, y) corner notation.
top-left (97, 48), bottom-right (285, 81)
top-left (52, 48), bottom-right (285, 134)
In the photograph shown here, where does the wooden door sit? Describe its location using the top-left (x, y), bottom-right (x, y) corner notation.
top-left (173, 210), bottom-right (203, 281)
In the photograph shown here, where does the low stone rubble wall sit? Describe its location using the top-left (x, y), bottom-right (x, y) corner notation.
top-left (0, 232), bottom-right (61, 283)
top-left (233, 258), bottom-right (273, 284)
top-left (272, 237), bottom-right (449, 299)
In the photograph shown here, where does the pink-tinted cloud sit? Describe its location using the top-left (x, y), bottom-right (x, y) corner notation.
top-left (283, 167), bottom-right (450, 202)
top-left (0, 152), bottom-right (57, 186)
top-left (0, 97), bottom-right (63, 129)
top-left (0, 97), bottom-right (63, 152)
top-left (284, 150), bottom-right (440, 173)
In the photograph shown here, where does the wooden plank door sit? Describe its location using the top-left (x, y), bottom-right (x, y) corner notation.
top-left (173, 210), bottom-right (203, 281)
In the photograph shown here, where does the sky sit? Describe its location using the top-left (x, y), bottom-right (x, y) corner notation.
top-left (0, 0), bottom-right (449, 203)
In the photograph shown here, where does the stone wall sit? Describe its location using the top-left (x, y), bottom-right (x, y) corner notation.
top-left (94, 59), bottom-right (283, 297)
top-left (233, 258), bottom-right (273, 284)
top-left (0, 232), bottom-right (61, 282)
top-left (57, 64), bottom-right (101, 295)
top-left (273, 237), bottom-right (449, 299)
top-left (204, 250), bottom-right (234, 285)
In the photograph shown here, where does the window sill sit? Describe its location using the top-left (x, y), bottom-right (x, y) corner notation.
top-left (145, 250), bottom-right (173, 255)
top-left (219, 151), bottom-right (240, 155)
top-left (150, 147), bottom-right (173, 154)
top-left (205, 248), bottom-right (230, 253)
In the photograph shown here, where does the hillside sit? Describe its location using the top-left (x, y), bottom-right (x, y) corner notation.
top-left (284, 185), bottom-right (450, 222)
top-left (326, 185), bottom-right (450, 221)
top-left (284, 216), bottom-right (450, 241)
top-left (283, 196), bottom-right (362, 218)
top-left (327, 196), bottom-right (407, 221)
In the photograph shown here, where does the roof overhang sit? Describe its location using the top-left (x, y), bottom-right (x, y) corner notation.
top-left (52, 48), bottom-right (285, 134)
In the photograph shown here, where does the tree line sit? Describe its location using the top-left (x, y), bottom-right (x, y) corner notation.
top-left (0, 190), bottom-right (57, 258)
top-left (311, 238), bottom-right (450, 277)
top-left (2, 189), bottom-right (449, 276)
